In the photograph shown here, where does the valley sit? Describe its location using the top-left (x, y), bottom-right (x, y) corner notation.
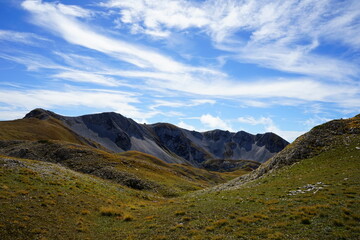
top-left (0, 111), bottom-right (359, 239)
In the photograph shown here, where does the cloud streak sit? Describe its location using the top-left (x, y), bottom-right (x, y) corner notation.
top-left (103, 0), bottom-right (360, 79)
top-left (0, 30), bottom-right (49, 45)
top-left (18, 0), bottom-right (359, 109)
top-left (0, 88), bottom-right (145, 119)
top-left (22, 0), bottom-right (186, 73)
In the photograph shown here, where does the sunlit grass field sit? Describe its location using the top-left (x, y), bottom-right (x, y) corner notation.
top-left (0, 116), bottom-right (359, 239)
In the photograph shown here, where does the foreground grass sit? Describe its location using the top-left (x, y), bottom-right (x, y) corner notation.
top-left (0, 135), bottom-right (359, 239)
top-left (104, 134), bottom-right (360, 239)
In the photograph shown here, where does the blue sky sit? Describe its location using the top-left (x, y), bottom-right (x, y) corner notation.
top-left (0, 0), bottom-right (359, 141)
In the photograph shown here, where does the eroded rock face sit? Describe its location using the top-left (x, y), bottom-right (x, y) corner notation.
top-left (24, 109), bottom-right (289, 166)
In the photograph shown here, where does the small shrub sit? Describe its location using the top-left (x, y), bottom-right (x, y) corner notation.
top-left (38, 139), bottom-right (51, 144)
top-left (170, 223), bottom-right (184, 231)
top-left (267, 232), bottom-right (284, 239)
top-left (213, 219), bottom-right (228, 228)
top-left (352, 214), bottom-right (360, 221)
top-left (237, 216), bottom-right (258, 223)
top-left (148, 224), bottom-right (158, 229)
top-left (81, 209), bottom-right (91, 215)
top-left (333, 219), bottom-right (344, 227)
top-left (229, 214), bottom-right (236, 219)
top-left (342, 207), bottom-right (351, 215)
top-left (205, 225), bottom-right (215, 232)
top-left (99, 206), bottom-right (122, 217)
top-left (17, 190), bottom-right (29, 195)
top-left (272, 222), bottom-right (289, 228)
top-left (253, 213), bottom-right (269, 219)
top-left (174, 211), bottom-right (186, 216)
top-left (258, 227), bottom-right (270, 234)
top-left (123, 214), bottom-right (134, 221)
top-left (301, 218), bottom-right (311, 225)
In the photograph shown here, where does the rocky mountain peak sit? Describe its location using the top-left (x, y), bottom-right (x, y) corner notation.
top-left (21, 109), bottom-right (290, 166)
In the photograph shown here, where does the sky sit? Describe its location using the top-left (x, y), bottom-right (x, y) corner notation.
top-left (0, 0), bottom-right (359, 142)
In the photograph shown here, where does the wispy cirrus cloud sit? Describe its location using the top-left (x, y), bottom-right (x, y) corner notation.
top-left (150, 99), bottom-right (215, 110)
top-left (237, 116), bottom-right (273, 126)
top-left (0, 52), bottom-right (66, 71)
top-left (3, 0), bottom-right (354, 119)
top-left (102, 0), bottom-right (360, 79)
top-left (22, 0), bottom-right (186, 73)
top-left (0, 88), bottom-right (146, 119)
top-left (52, 70), bottom-right (120, 87)
top-left (0, 29), bottom-right (49, 45)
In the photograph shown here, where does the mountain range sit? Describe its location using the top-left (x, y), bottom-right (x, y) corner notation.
top-left (23, 108), bottom-right (288, 168)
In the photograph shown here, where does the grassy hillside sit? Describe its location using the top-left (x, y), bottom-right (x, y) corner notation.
top-left (0, 140), bottom-right (235, 198)
top-left (0, 155), bottom-right (151, 240)
top-left (0, 117), bottom-right (97, 147)
top-left (0, 116), bottom-right (359, 239)
top-left (120, 133), bottom-right (359, 239)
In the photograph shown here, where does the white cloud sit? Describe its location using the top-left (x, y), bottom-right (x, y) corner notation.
top-left (177, 121), bottom-right (195, 130)
top-left (0, 52), bottom-right (67, 71)
top-left (303, 116), bottom-right (332, 127)
top-left (56, 3), bottom-right (92, 18)
top-left (0, 30), bottom-right (49, 45)
top-left (240, 100), bottom-right (270, 108)
top-left (13, 0), bottom-right (359, 112)
top-left (237, 115), bottom-right (304, 142)
top-left (101, 0), bottom-right (360, 79)
top-left (200, 114), bottom-right (233, 131)
top-left (0, 88), bottom-right (149, 120)
top-left (237, 116), bottom-right (272, 125)
top-left (265, 124), bottom-right (305, 143)
top-left (22, 0), bottom-right (186, 73)
top-left (52, 71), bottom-right (120, 87)
top-left (4, 46), bottom-right (358, 108)
top-left (151, 99), bottom-right (216, 109)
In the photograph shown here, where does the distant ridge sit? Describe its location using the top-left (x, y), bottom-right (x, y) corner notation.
top-left (24, 108), bottom-right (289, 167)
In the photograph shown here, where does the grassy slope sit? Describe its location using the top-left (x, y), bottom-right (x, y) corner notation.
top-left (0, 116), bottom-right (359, 239)
top-left (0, 151), bottom-right (243, 240)
top-left (0, 156), bottom-right (153, 240)
top-left (0, 117), bottom-right (241, 197)
top-left (0, 118), bottom-right (92, 146)
top-left (113, 133), bottom-right (360, 240)
top-left (0, 140), bottom-right (235, 198)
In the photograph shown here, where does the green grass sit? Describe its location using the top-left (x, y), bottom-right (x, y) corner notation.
top-left (0, 117), bottom-right (359, 239)
top-left (0, 118), bottom-right (87, 145)
top-left (0, 140), bottom-right (244, 198)
top-left (98, 133), bottom-right (359, 240)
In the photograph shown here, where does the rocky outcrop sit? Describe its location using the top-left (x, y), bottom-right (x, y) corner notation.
top-left (210, 114), bottom-right (360, 190)
top-left (201, 159), bottom-right (260, 172)
top-left (24, 109), bottom-right (289, 167)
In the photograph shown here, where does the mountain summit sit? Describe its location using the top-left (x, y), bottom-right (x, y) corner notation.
top-left (24, 108), bottom-right (288, 167)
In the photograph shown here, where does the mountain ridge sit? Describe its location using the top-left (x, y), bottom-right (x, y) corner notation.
top-left (23, 108), bottom-right (289, 167)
